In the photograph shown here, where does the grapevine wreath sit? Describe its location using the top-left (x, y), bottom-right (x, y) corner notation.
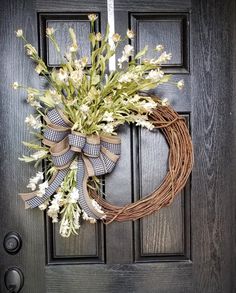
top-left (13, 14), bottom-right (193, 237)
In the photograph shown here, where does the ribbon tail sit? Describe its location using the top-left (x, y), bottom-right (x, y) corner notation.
top-left (77, 155), bottom-right (105, 219)
top-left (20, 168), bottom-right (69, 209)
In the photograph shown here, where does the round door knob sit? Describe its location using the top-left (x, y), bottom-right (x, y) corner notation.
top-left (3, 232), bottom-right (22, 254)
top-left (4, 267), bottom-right (24, 293)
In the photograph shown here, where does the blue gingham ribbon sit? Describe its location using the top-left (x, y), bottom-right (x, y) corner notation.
top-left (20, 109), bottom-right (121, 219)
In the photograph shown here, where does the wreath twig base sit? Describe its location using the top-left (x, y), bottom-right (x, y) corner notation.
top-left (91, 104), bottom-right (194, 223)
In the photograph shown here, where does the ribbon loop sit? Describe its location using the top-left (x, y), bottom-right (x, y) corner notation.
top-left (20, 109), bottom-right (121, 220)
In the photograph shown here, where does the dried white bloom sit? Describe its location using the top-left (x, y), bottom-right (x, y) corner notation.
top-left (12, 82), bottom-right (19, 90)
top-left (112, 33), bottom-right (121, 42)
top-left (123, 44), bottom-right (134, 56)
top-left (103, 111), bottom-right (114, 122)
top-left (136, 119), bottom-right (154, 130)
top-left (70, 70), bottom-right (83, 83)
top-left (16, 29), bottom-right (23, 37)
top-left (140, 100), bottom-right (157, 112)
top-left (155, 44), bottom-right (164, 51)
top-left (36, 181), bottom-right (49, 197)
top-left (38, 201), bottom-right (49, 211)
top-left (88, 14), bottom-right (98, 22)
top-left (146, 69), bottom-right (164, 81)
top-left (68, 187), bottom-right (79, 204)
top-left (70, 160), bottom-right (78, 170)
top-left (156, 51), bottom-right (172, 63)
top-left (57, 68), bottom-right (68, 81)
top-left (129, 94), bottom-right (141, 103)
top-left (161, 98), bottom-right (170, 106)
top-left (25, 44), bottom-right (37, 56)
top-left (80, 104), bottom-right (89, 113)
top-left (95, 32), bottom-right (102, 41)
top-left (60, 219), bottom-right (70, 237)
top-left (126, 29), bottom-right (135, 39)
top-left (91, 199), bottom-right (104, 214)
top-left (118, 72), bottom-right (137, 83)
top-left (74, 57), bottom-right (88, 69)
top-left (35, 64), bottom-right (45, 74)
top-left (31, 150), bottom-right (48, 160)
top-left (27, 171), bottom-right (44, 191)
top-left (118, 45), bottom-right (134, 68)
top-left (70, 44), bottom-right (78, 52)
top-left (177, 79), bottom-right (184, 90)
top-left (46, 27), bottom-right (55, 36)
top-left (102, 123), bottom-right (114, 134)
top-left (27, 182), bottom-right (36, 191)
top-left (25, 114), bottom-right (42, 129)
top-left (82, 211), bottom-right (97, 224)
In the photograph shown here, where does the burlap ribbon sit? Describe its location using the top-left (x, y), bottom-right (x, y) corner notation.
top-left (20, 109), bottom-right (121, 219)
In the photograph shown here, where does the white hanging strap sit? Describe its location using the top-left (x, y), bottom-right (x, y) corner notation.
top-left (107, 0), bottom-right (116, 71)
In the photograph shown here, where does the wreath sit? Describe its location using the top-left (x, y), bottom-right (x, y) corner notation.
top-left (13, 14), bottom-right (193, 237)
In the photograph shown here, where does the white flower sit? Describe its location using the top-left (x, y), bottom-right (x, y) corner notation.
top-left (16, 29), bottom-right (23, 37)
top-left (12, 82), bottom-right (19, 90)
top-left (49, 89), bottom-right (62, 104)
top-left (60, 219), bottom-right (70, 237)
top-left (129, 94), bottom-right (141, 103)
top-left (37, 181), bottom-right (48, 197)
top-left (73, 212), bottom-right (81, 229)
top-left (136, 119), bottom-right (154, 130)
top-left (70, 160), bottom-right (78, 170)
top-left (118, 72), bottom-right (137, 83)
top-left (155, 44), bottom-right (164, 51)
top-left (38, 202), bottom-right (48, 211)
top-left (57, 69), bottom-right (68, 81)
top-left (156, 51), bottom-right (172, 63)
top-left (161, 98), bottom-right (170, 106)
top-left (88, 14), bottom-right (98, 22)
top-left (103, 111), bottom-right (114, 122)
top-left (35, 64), bottom-right (45, 74)
top-left (54, 192), bottom-right (63, 202)
top-left (146, 70), bottom-right (164, 81)
top-left (70, 70), bottom-right (83, 83)
top-left (140, 100), bottom-right (157, 112)
top-left (25, 114), bottom-right (42, 129)
top-left (30, 100), bottom-right (42, 108)
top-left (91, 199), bottom-right (104, 214)
top-left (27, 182), bottom-right (36, 191)
top-left (126, 29), bottom-right (135, 39)
top-left (70, 44), bottom-right (78, 52)
top-left (27, 171), bottom-right (44, 190)
top-left (177, 79), bottom-right (184, 90)
top-left (112, 33), bottom-right (121, 42)
top-left (74, 57), bottom-right (88, 69)
top-left (46, 27), bottom-right (55, 36)
top-left (68, 187), bottom-right (79, 203)
top-left (118, 45), bottom-right (134, 68)
top-left (95, 32), bottom-right (103, 41)
top-left (25, 44), bottom-right (37, 56)
top-left (102, 123), bottom-right (114, 134)
top-left (82, 211), bottom-right (97, 223)
top-left (123, 44), bottom-right (134, 56)
top-left (80, 104), bottom-right (89, 113)
top-left (31, 150), bottom-right (48, 160)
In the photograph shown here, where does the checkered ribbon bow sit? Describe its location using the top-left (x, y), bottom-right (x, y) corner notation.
top-left (20, 109), bottom-right (121, 219)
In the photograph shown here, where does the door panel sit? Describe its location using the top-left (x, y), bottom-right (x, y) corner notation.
top-left (0, 0), bottom-right (235, 292)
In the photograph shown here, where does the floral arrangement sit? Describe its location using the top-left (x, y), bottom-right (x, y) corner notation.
top-left (13, 14), bottom-right (184, 237)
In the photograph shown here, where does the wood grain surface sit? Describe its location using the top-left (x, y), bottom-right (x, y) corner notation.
top-left (0, 0), bottom-right (235, 292)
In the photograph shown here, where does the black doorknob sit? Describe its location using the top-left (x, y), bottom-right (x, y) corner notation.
top-left (3, 232), bottom-right (22, 254)
top-left (4, 267), bottom-right (24, 293)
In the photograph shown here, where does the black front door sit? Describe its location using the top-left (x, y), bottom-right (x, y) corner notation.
top-left (0, 0), bottom-right (235, 292)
